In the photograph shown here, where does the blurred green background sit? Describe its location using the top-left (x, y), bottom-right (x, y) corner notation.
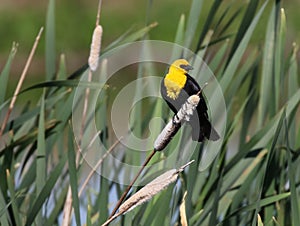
top-left (1, 1), bottom-right (300, 225)
top-left (1, 0), bottom-right (299, 83)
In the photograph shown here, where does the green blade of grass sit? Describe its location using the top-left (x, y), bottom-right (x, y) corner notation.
top-left (0, 150), bottom-right (12, 211)
top-left (251, 109), bottom-right (286, 226)
top-left (195, 0), bottom-right (222, 53)
top-left (44, 184), bottom-right (69, 226)
top-left (2, 89), bottom-right (69, 135)
top-left (208, 166), bottom-right (223, 226)
top-left (226, 0), bottom-right (259, 64)
top-left (25, 155), bottom-right (67, 226)
top-left (198, 33), bottom-right (234, 52)
top-left (47, 88), bottom-right (75, 147)
top-left (170, 14), bottom-right (185, 60)
top-left (21, 80), bottom-right (106, 93)
top-left (285, 119), bottom-right (300, 226)
top-left (288, 44), bottom-right (299, 99)
top-left (239, 63), bottom-right (259, 146)
top-left (105, 22), bottom-right (158, 51)
top-left (198, 92), bottom-right (250, 172)
top-left (222, 192), bottom-right (290, 222)
top-left (225, 49), bottom-right (259, 104)
top-left (36, 91), bottom-right (46, 225)
top-left (103, 27), bottom-right (133, 52)
top-left (196, 29), bottom-right (214, 60)
top-left (225, 88), bottom-right (300, 174)
top-left (45, 0), bottom-right (56, 80)
top-left (274, 8), bottom-right (286, 111)
top-left (257, 5), bottom-right (276, 128)
top-left (213, 3), bottom-right (231, 33)
top-left (195, 96), bottom-right (251, 211)
top-left (86, 204), bottom-right (92, 226)
top-left (217, 5), bottom-right (242, 37)
top-left (287, 44), bottom-right (299, 147)
top-left (97, 176), bottom-right (109, 224)
top-left (174, 14), bottom-right (185, 46)
top-left (16, 160), bottom-right (36, 199)
top-left (67, 127), bottom-right (81, 226)
top-left (6, 170), bottom-right (21, 226)
top-left (209, 39), bottom-right (229, 73)
top-left (0, 120), bottom-right (59, 158)
top-left (220, 1), bottom-right (267, 93)
top-left (184, 0), bottom-right (203, 49)
top-left (0, 188), bottom-right (10, 226)
top-left (193, 95), bottom-right (297, 224)
top-left (228, 150), bottom-right (267, 221)
top-left (57, 54), bottom-right (67, 80)
top-left (0, 43), bottom-right (18, 104)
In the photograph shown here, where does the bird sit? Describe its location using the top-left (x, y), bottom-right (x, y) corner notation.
top-left (160, 59), bottom-right (219, 142)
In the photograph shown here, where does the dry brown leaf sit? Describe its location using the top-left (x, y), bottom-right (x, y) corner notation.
top-left (180, 191), bottom-right (188, 226)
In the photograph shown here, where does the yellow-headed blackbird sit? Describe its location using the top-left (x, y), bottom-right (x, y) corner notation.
top-left (161, 59), bottom-right (219, 142)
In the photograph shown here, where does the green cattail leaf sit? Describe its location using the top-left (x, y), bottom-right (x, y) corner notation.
top-left (257, 5), bottom-right (276, 128)
top-left (45, 0), bottom-right (56, 80)
top-left (0, 188), bottom-right (10, 226)
top-left (228, 192), bottom-right (290, 221)
top-left (285, 119), bottom-right (300, 226)
top-left (6, 170), bottom-right (21, 226)
top-left (44, 185), bottom-right (69, 226)
top-left (0, 43), bottom-right (18, 104)
top-left (220, 1), bottom-right (267, 92)
top-left (209, 39), bottom-right (229, 73)
top-left (184, 0), bottom-right (203, 49)
top-left (287, 44), bottom-right (299, 147)
top-left (171, 14), bottom-right (185, 60)
top-left (194, 0), bottom-right (222, 53)
top-left (67, 127), bottom-right (81, 226)
top-left (25, 156), bottom-right (67, 226)
top-left (36, 91), bottom-right (46, 225)
top-left (226, 0), bottom-right (259, 62)
top-left (274, 8), bottom-right (286, 111)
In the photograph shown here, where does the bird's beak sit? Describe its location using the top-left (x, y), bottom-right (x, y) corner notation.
top-left (180, 64), bottom-right (193, 71)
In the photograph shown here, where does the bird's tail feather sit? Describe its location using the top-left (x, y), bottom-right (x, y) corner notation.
top-left (191, 116), bottom-right (220, 142)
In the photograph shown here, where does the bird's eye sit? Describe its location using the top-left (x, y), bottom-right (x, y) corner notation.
top-left (179, 64), bottom-right (193, 71)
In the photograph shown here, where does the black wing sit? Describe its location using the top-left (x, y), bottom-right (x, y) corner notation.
top-left (184, 73), bottom-right (208, 113)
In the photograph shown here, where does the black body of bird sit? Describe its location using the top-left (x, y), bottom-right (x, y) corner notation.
top-left (161, 59), bottom-right (219, 142)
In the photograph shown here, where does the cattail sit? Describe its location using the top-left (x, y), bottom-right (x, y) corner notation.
top-left (105, 93), bottom-right (203, 224)
top-left (102, 160), bottom-right (194, 226)
top-left (154, 94), bottom-right (200, 151)
top-left (88, 25), bottom-right (103, 71)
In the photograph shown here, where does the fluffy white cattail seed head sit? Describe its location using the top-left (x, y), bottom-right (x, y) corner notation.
top-left (154, 94), bottom-right (200, 151)
top-left (101, 160), bottom-right (194, 226)
top-left (88, 25), bottom-right (103, 71)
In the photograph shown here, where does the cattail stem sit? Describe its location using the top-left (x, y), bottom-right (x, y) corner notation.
top-left (109, 150), bottom-right (156, 219)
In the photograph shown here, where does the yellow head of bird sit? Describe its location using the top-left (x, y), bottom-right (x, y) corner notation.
top-left (164, 59), bottom-right (193, 100)
top-left (169, 59), bottom-right (193, 74)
